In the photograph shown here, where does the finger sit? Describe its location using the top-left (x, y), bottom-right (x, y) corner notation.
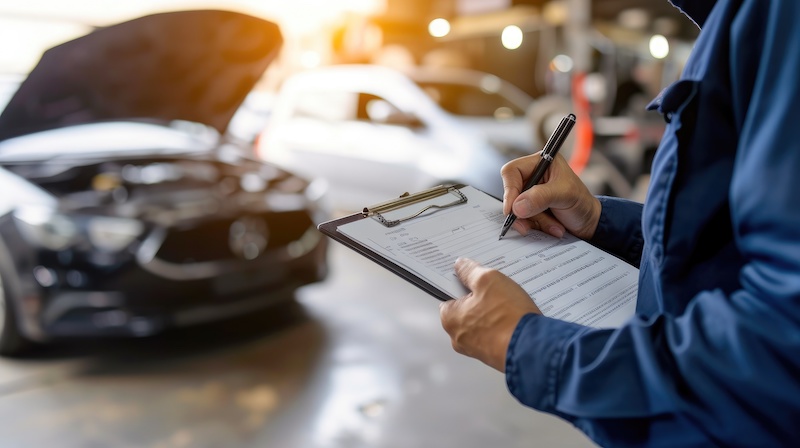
top-left (512, 183), bottom-right (555, 219)
top-left (502, 189), bottom-right (515, 216)
top-left (510, 213), bottom-right (565, 238)
top-left (438, 298), bottom-right (458, 330)
top-left (511, 215), bottom-right (540, 236)
top-left (511, 219), bottom-right (530, 236)
top-left (439, 297), bottom-right (455, 313)
top-left (454, 257), bottom-right (486, 291)
top-left (453, 257), bottom-right (476, 288)
top-left (500, 153), bottom-right (543, 215)
top-left (511, 153), bottom-right (581, 217)
top-left (531, 212), bottom-right (566, 238)
top-left (501, 180), bottom-right (522, 216)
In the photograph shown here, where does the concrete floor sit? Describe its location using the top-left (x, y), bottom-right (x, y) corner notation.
top-left (0, 242), bottom-right (596, 448)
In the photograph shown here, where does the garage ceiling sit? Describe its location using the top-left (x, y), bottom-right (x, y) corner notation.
top-left (590, 0), bottom-right (686, 19)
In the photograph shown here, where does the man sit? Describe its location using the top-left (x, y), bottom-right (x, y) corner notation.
top-left (439, 1), bottom-right (800, 446)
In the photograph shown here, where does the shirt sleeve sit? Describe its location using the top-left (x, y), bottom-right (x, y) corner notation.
top-left (588, 196), bottom-right (644, 267)
top-left (506, 2), bottom-right (800, 446)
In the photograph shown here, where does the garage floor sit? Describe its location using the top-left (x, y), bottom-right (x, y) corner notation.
top-left (0, 242), bottom-right (595, 448)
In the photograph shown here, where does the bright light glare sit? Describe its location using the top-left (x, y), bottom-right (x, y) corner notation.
top-left (551, 54), bottom-right (574, 73)
top-left (501, 25), bottom-right (523, 50)
top-left (428, 18), bottom-right (450, 38)
top-left (479, 75), bottom-right (502, 94)
top-left (582, 73), bottom-right (607, 103)
top-left (649, 34), bottom-right (670, 59)
top-left (618, 8), bottom-right (649, 30)
top-left (0, 17), bottom-right (89, 73)
top-left (300, 51), bottom-right (322, 68)
top-left (0, 1), bottom-right (389, 42)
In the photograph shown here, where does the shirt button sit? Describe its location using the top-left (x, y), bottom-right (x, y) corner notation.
top-left (653, 245), bottom-right (663, 265)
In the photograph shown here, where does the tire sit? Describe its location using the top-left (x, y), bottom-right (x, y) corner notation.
top-left (0, 268), bottom-right (33, 357)
top-left (526, 95), bottom-right (574, 158)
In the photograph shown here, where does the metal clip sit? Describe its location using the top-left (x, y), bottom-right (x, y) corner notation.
top-left (362, 185), bottom-right (467, 227)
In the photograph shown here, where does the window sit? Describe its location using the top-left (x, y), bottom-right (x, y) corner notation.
top-left (415, 81), bottom-right (526, 117)
top-left (290, 90), bottom-right (357, 122)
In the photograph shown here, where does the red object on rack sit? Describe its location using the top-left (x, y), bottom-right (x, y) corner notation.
top-left (569, 72), bottom-right (594, 175)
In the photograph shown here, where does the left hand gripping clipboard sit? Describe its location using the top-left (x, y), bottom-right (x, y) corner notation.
top-left (317, 184), bottom-right (468, 302)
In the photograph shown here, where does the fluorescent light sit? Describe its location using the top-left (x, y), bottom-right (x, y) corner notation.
top-left (428, 18), bottom-right (450, 38)
top-left (649, 34), bottom-right (670, 59)
top-left (501, 25), bottom-right (523, 50)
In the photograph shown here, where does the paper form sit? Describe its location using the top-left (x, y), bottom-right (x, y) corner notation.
top-left (338, 186), bottom-right (637, 328)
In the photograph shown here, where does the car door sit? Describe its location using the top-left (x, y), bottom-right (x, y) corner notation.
top-left (416, 80), bottom-right (535, 158)
top-left (336, 92), bottom-right (441, 205)
top-left (266, 89), bottom-right (360, 185)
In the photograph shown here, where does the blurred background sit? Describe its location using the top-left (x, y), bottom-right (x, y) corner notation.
top-left (0, 1), bottom-right (697, 447)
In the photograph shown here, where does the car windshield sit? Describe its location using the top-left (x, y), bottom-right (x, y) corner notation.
top-left (414, 81), bottom-right (527, 118)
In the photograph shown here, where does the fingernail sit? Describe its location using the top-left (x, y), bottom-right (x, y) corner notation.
top-left (513, 199), bottom-right (532, 217)
top-left (549, 226), bottom-right (564, 238)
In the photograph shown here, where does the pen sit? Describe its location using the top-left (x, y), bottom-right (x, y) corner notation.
top-left (498, 113), bottom-right (577, 240)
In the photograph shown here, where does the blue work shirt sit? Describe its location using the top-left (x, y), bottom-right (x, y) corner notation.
top-left (505, 1), bottom-right (800, 446)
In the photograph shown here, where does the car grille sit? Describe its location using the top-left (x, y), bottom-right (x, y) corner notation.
top-left (155, 211), bottom-right (313, 264)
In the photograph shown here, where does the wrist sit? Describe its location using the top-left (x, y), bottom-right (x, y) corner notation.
top-left (586, 196), bottom-right (602, 239)
top-left (573, 196), bottom-right (602, 240)
top-left (491, 312), bottom-right (527, 373)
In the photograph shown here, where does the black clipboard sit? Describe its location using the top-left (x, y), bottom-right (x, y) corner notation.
top-left (317, 184), bottom-right (469, 302)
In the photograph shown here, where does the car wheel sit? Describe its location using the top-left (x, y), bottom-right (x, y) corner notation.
top-left (0, 270), bottom-right (32, 357)
top-left (526, 95), bottom-right (574, 158)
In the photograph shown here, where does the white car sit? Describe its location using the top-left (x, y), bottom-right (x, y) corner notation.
top-left (404, 66), bottom-right (538, 158)
top-left (256, 65), bottom-right (531, 211)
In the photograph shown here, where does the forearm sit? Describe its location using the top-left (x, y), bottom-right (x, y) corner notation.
top-left (507, 286), bottom-right (800, 447)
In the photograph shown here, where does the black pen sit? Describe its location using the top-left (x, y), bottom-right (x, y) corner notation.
top-left (498, 113), bottom-right (577, 240)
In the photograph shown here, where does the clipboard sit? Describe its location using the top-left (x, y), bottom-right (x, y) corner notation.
top-left (319, 184), bottom-right (639, 328)
top-left (317, 184), bottom-right (469, 302)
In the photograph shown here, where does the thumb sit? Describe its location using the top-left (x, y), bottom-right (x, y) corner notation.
top-left (454, 257), bottom-right (483, 291)
top-left (439, 297), bottom-right (457, 320)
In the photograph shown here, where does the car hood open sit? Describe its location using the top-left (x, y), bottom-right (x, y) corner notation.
top-left (0, 10), bottom-right (282, 141)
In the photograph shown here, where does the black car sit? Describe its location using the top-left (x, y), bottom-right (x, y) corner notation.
top-left (0, 10), bottom-right (329, 355)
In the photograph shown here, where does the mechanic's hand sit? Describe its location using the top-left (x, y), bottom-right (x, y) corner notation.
top-left (439, 258), bottom-right (541, 373)
top-left (501, 153), bottom-right (601, 240)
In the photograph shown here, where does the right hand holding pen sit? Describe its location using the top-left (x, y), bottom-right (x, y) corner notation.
top-left (500, 153), bottom-right (601, 240)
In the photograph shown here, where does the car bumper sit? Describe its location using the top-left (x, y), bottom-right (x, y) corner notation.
top-left (5, 224), bottom-right (328, 342)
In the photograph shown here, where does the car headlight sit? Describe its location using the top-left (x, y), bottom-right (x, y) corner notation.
top-left (13, 207), bottom-right (144, 252)
top-left (13, 207), bottom-right (79, 251)
top-left (86, 216), bottom-right (144, 252)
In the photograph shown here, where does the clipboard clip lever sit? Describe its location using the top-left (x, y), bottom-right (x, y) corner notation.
top-left (362, 185), bottom-right (467, 227)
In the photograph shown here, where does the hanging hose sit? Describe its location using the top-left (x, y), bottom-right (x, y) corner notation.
top-left (569, 72), bottom-right (594, 175)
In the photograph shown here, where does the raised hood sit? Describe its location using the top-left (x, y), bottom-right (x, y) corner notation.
top-left (0, 10), bottom-right (282, 141)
